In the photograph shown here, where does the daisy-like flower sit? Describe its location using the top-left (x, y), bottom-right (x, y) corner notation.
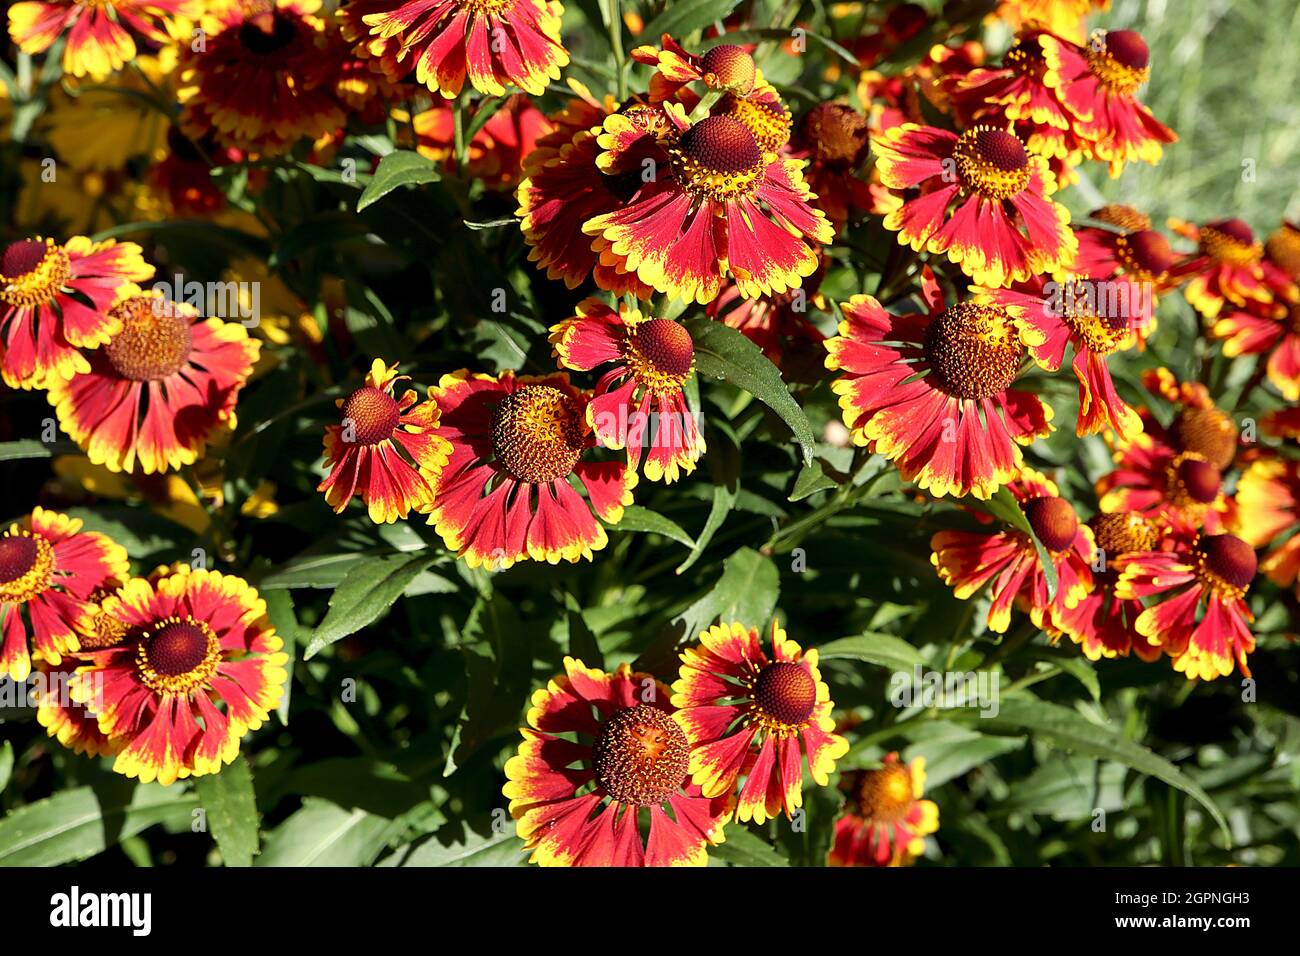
top-left (1236, 455), bottom-right (1300, 599)
top-left (503, 657), bottom-right (732, 867)
top-left (1071, 210), bottom-right (1179, 344)
top-left (46, 294), bottom-right (259, 475)
top-left (515, 102), bottom-right (658, 297)
top-left (671, 621), bottom-right (848, 825)
top-left (1115, 529), bottom-right (1258, 680)
top-left (1096, 369), bottom-right (1239, 532)
top-left (0, 508), bottom-right (129, 681)
top-left (549, 298), bottom-right (704, 483)
top-left (426, 369), bottom-right (636, 570)
top-left (177, 0), bottom-right (346, 156)
top-left (872, 123), bottom-right (1076, 288)
top-left (582, 107), bottom-right (834, 304)
top-left (1, 235), bottom-right (152, 389)
top-left (829, 753), bottom-right (939, 867)
top-left (788, 103), bottom-right (873, 232)
top-left (824, 271), bottom-right (1054, 499)
top-left (931, 469), bottom-right (1094, 633)
top-left (1039, 29), bottom-right (1177, 177)
top-left (7, 0), bottom-right (197, 79)
top-left (70, 565), bottom-right (288, 785)
top-left (1210, 297), bottom-right (1300, 401)
top-left (976, 273), bottom-right (1144, 438)
top-left (362, 0), bottom-right (568, 98)
top-left (318, 359), bottom-right (452, 523)
top-left (1172, 218), bottom-right (1277, 320)
top-left (1056, 511), bottom-right (1162, 661)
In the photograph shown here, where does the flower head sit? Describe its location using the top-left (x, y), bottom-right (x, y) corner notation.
top-left (504, 658), bottom-right (732, 866)
top-left (1172, 218), bottom-right (1276, 320)
top-left (427, 369), bottom-right (635, 570)
top-left (7, 0), bottom-right (198, 79)
top-left (829, 753), bottom-right (939, 867)
top-left (671, 621), bottom-right (847, 825)
top-left (0, 508), bottom-right (128, 681)
top-left (789, 103), bottom-right (873, 231)
top-left (550, 298), bottom-right (704, 483)
top-left (1, 235), bottom-right (152, 388)
top-left (318, 359), bottom-right (452, 523)
top-left (1236, 455), bottom-right (1300, 599)
top-left (824, 270), bottom-right (1054, 499)
top-left (872, 123), bottom-right (1076, 288)
top-left (71, 565), bottom-right (288, 784)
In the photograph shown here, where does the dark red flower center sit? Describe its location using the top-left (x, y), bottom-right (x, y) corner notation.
top-left (0, 535), bottom-right (39, 584)
top-left (1170, 406), bottom-right (1238, 469)
top-left (678, 116), bottom-right (762, 174)
top-left (1196, 534), bottom-right (1257, 591)
top-left (626, 318), bottom-right (694, 380)
top-left (799, 103), bottom-right (871, 169)
top-left (490, 384), bottom-right (585, 483)
top-left (239, 14), bottom-right (297, 55)
top-left (1175, 457), bottom-right (1222, 503)
top-left (752, 660), bottom-right (817, 725)
top-left (923, 303), bottom-right (1023, 400)
top-left (1090, 512), bottom-right (1158, 557)
top-left (104, 297), bottom-right (194, 382)
top-left (592, 704), bottom-right (690, 806)
top-left (1210, 218), bottom-right (1254, 246)
top-left (1104, 30), bottom-right (1150, 70)
top-left (1, 239), bottom-right (49, 278)
top-left (1120, 230), bottom-right (1176, 278)
top-left (341, 386), bottom-right (401, 446)
top-left (700, 44), bottom-right (756, 94)
top-left (852, 763), bottom-right (914, 821)
top-left (952, 127), bottom-right (1031, 199)
top-left (1021, 496), bottom-right (1079, 553)
top-left (145, 620), bottom-right (211, 676)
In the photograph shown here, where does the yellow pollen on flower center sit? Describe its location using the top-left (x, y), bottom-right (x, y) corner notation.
top-left (1166, 453), bottom-right (1222, 508)
top-left (1115, 229), bottom-right (1175, 282)
top-left (1055, 279), bottom-right (1132, 354)
top-left (623, 318), bottom-right (694, 393)
top-left (1, 238), bottom-right (71, 308)
top-left (1170, 405), bottom-right (1238, 469)
top-left (1086, 29), bottom-right (1151, 95)
top-left (1004, 37), bottom-right (1048, 78)
top-left (1092, 204), bottom-right (1152, 232)
top-left (1199, 219), bottom-right (1261, 267)
top-left (104, 297), bottom-right (194, 381)
top-left (1090, 512), bottom-right (1158, 557)
top-left (0, 531), bottom-right (54, 603)
top-left (341, 386), bottom-right (401, 446)
top-left (490, 385), bottom-right (585, 483)
top-left (1193, 533), bottom-right (1256, 598)
top-left (591, 704), bottom-right (690, 806)
top-left (923, 303), bottom-right (1023, 400)
top-left (750, 660), bottom-right (818, 730)
top-left (1266, 224), bottom-right (1300, 279)
top-left (952, 126), bottom-right (1031, 200)
top-left (852, 763), bottom-right (914, 821)
top-left (669, 116), bottom-right (765, 202)
top-left (136, 616), bottom-right (221, 696)
top-left (717, 94), bottom-right (792, 152)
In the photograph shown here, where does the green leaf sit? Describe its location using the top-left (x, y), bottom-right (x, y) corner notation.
top-left (257, 799), bottom-right (399, 866)
top-left (642, 0), bottom-right (743, 40)
top-left (899, 722), bottom-right (1025, 788)
top-left (710, 825), bottom-right (790, 867)
top-left (0, 783), bottom-right (196, 866)
top-left (0, 742), bottom-right (12, 793)
top-left (385, 826), bottom-right (526, 867)
top-left (194, 756), bottom-right (259, 867)
top-left (0, 439), bottom-right (77, 462)
top-left (684, 317), bottom-right (816, 466)
top-left (463, 217), bottom-right (517, 231)
top-left (304, 551), bottom-right (436, 658)
top-left (789, 460), bottom-right (840, 501)
top-left (356, 150), bottom-right (441, 212)
top-left (612, 505), bottom-right (695, 548)
top-left (817, 632), bottom-right (927, 673)
top-left (674, 547), bottom-right (779, 645)
top-left (675, 480), bottom-right (738, 574)
top-left (969, 695), bottom-right (1230, 841)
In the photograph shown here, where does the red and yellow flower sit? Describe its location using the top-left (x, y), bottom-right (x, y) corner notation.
top-left (549, 298), bottom-right (704, 483)
top-left (412, 94), bottom-right (552, 190)
top-left (1072, 207), bottom-right (1180, 343)
top-left (788, 103), bottom-right (873, 232)
top-left (362, 0), bottom-right (568, 98)
top-left (177, 0), bottom-right (346, 156)
top-left (1040, 29), bottom-right (1177, 177)
top-left (1115, 529), bottom-right (1258, 680)
top-left (318, 359), bottom-right (452, 523)
top-left (1236, 455), bottom-right (1300, 599)
top-left (632, 37), bottom-right (761, 102)
top-left (1, 235), bottom-right (152, 388)
top-left (931, 469), bottom-right (1095, 633)
top-left (7, 0), bottom-right (197, 79)
top-left (70, 565), bottom-right (288, 784)
top-left (1096, 369), bottom-right (1239, 533)
top-left (829, 753), bottom-right (939, 867)
top-left (0, 508), bottom-right (129, 682)
top-left (1210, 298), bottom-right (1300, 402)
top-left (1055, 511), bottom-right (1163, 661)
top-left (824, 271), bottom-right (1054, 499)
top-left (582, 106), bottom-right (833, 304)
top-left (46, 294), bottom-right (258, 476)
top-left (995, 0), bottom-right (1109, 45)
top-left (671, 621), bottom-right (847, 825)
top-left (872, 123), bottom-right (1076, 288)
top-left (426, 369), bottom-right (636, 570)
top-left (503, 657), bottom-right (732, 866)
top-left (1172, 218), bottom-right (1277, 320)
